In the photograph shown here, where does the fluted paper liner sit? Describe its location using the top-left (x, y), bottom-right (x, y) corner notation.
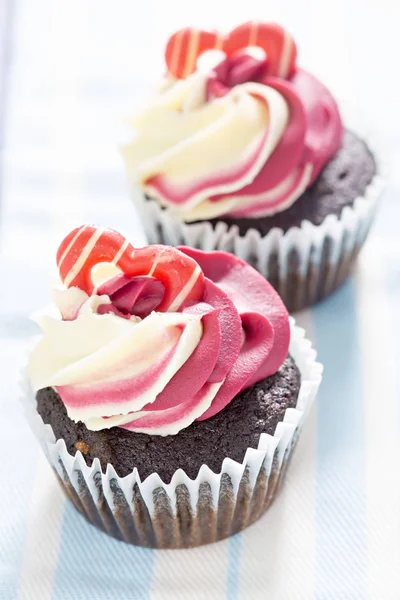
top-left (21, 320), bottom-right (322, 548)
top-left (129, 109), bottom-right (385, 313)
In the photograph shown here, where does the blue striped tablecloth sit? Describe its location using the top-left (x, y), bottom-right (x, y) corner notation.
top-left (0, 1), bottom-right (399, 599)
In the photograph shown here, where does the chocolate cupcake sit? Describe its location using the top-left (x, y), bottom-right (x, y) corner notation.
top-left (24, 225), bottom-right (322, 548)
top-left (122, 22), bottom-right (384, 312)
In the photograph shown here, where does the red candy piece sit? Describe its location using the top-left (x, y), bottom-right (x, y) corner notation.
top-left (224, 22), bottom-right (296, 79)
top-left (165, 27), bottom-right (221, 79)
top-left (165, 21), bottom-right (297, 80)
top-left (56, 225), bottom-right (205, 312)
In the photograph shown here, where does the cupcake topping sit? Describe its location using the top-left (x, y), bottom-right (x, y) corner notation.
top-left (165, 23), bottom-right (297, 81)
top-left (122, 21), bottom-right (343, 222)
top-left (56, 225), bottom-right (205, 311)
top-left (29, 225), bottom-right (290, 435)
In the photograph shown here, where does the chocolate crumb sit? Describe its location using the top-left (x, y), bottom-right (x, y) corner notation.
top-left (75, 441), bottom-right (90, 455)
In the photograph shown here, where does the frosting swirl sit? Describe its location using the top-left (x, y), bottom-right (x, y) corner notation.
top-left (122, 22), bottom-right (343, 221)
top-left (28, 226), bottom-right (290, 435)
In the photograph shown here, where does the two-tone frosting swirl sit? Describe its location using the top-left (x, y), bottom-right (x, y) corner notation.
top-left (122, 22), bottom-right (343, 222)
top-left (28, 225), bottom-right (290, 435)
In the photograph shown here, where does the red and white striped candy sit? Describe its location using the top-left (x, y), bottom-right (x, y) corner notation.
top-left (224, 22), bottom-right (297, 79)
top-left (165, 27), bottom-right (222, 80)
top-left (56, 225), bottom-right (205, 312)
top-left (165, 21), bottom-right (297, 80)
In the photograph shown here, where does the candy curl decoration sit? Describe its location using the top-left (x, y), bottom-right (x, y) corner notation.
top-left (56, 225), bottom-right (205, 312)
top-left (165, 21), bottom-right (297, 80)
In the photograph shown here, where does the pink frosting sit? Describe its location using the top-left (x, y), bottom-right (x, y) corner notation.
top-left (146, 52), bottom-right (343, 219)
top-left (122, 247), bottom-right (290, 427)
top-left (220, 68), bottom-right (343, 217)
top-left (52, 246), bottom-right (290, 433)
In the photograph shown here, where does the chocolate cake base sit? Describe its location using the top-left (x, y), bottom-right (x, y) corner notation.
top-left (34, 357), bottom-right (305, 547)
top-left (36, 355), bottom-right (300, 483)
top-left (205, 130), bottom-right (376, 234)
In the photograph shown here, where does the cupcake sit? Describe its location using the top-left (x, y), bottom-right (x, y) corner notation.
top-left (24, 224), bottom-right (322, 548)
top-left (122, 22), bottom-right (383, 312)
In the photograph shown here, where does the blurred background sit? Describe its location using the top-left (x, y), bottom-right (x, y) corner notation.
top-left (0, 1), bottom-right (399, 599)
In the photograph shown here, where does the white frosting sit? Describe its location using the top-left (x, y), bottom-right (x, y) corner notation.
top-left (122, 73), bottom-right (289, 221)
top-left (28, 288), bottom-right (213, 431)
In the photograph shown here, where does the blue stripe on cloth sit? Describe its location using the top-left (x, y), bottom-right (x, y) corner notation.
top-left (0, 431), bottom-right (38, 600)
top-left (312, 280), bottom-right (367, 600)
top-left (390, 296), bottom-right (400, 437)
top-left (226, 532), bottom-right (242, 599)
top-left (377, 200), bottom-right (400, 433)
top-left (52, 502), bottom-right (154, 600)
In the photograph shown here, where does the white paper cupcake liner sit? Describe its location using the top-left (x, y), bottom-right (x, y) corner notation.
top-left (129, 110), bottom-right (386, 313)
top-left (21, 319), bottom-right (322, 549)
